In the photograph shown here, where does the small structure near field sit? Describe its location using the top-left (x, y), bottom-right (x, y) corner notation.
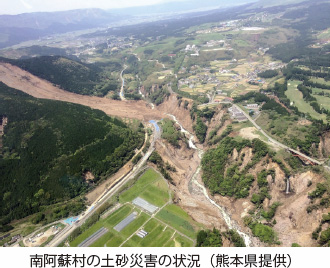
top-left (114, 212), bottom-right (138, 232)
top-left (228, 106), bottom-right (247, 122)
top-left (136, 229), bottom-right (148, 238)
top-left (132, 197), bottom-right (159, 214)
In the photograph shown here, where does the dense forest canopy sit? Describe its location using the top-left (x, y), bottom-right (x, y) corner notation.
top-left (0, 56), bottom-right (120, 96)
top-left (0, 83), bottom-right (144, 225)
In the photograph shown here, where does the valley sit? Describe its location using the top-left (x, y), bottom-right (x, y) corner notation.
top-left (1, 0), bottom-right (330, 248)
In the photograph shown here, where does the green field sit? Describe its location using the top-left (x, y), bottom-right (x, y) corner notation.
top-left (310, 77), bottom-right (330, 86)
top-left (106, 205), bottom-right (133, 226)
top-left (119, 168), bottom-right (169, 207)
top-left (123, 218), bottom-right (194, 247)
top-left (256, 111), bottom-right (311, 144)
top-left (156, 204), bottom-right (197, 239)
top-left (314, 95), bottom-right (330, 111)
top-left (285, 80), bottom-right (326, 121)
top-left (69, 168), bottom-right (199, 247)
top-left (317, 28), bottom-right (330, 39)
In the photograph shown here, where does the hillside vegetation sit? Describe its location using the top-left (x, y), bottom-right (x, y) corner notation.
top-left (0, 83), bottom-right (144, 229)
top-left (0, 56), bottom-right (120, 96)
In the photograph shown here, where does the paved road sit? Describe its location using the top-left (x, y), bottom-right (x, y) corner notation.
top-left (120, 65), bottom-right (128, 101)
top-left (47, 121), bottom-right (161, 247)
top-left (233, 104), bottom-right (323, 165)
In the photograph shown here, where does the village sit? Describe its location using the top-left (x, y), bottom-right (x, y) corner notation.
top-left (177, 56), bottom-right (286, 100)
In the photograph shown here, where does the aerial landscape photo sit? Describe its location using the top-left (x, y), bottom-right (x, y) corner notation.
top-left (1, 0), bottom-right (330, 248)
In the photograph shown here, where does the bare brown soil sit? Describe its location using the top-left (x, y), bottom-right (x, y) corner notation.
top-left (213, 152), bottom-right (330, 247)
top-left (155, 139), bottom-right (227, 230)
top-left (271, 169), bottom-right (330, 246)
top-left (24, 227), bottom-right (58, 247)
top-left (158, 95), bottom-right (194, 133)
top-left (0, 62), bottom-right (162, 121)
top-left (319, 132), bottom-right (330, 159)
top-left (239, 127), bottom-right (260, 140)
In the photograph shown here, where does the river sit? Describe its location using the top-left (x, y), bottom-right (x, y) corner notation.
top-left (167, 114), bottom-right (253, 247)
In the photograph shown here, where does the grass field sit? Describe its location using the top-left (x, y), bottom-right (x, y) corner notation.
top-left (317, 28), bottom-right (330, 39)
top-left (314, 95), bottom-right (330, 111)
top-left (256, 111), bottom-right (313, 145)
top-left (69, 168), bottom-right (199, 247)
top-left (285, 80), bottom-right (326, 121)
top-left (156, 204), bottom-right (198, 239)
top-left (123, 218), bottom-right (194, 247)
top-left (119, 168), bottom-right (169, 207)
top-left (310, 77), bottom-right (330, 86)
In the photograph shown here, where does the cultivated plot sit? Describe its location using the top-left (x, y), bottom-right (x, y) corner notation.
top-left (69, 168), bottom-right (200, 247)
top-left (114, 212), bottom-right (138, 232)
top-left (78, 227), bottom-right (108, 247)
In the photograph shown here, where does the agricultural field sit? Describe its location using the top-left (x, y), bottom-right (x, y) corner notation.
top-left (179, 54), bottom-right (277, 98)
top-left (69, 168), bottom-right (199, 247)
top-left (119, 168), bottom-right (170, 207)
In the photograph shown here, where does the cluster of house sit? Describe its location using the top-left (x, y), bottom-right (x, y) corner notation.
top-left (106, 36), bottom-right (133, 50)
top-left (184, 44), bottom-right (199, 56)
top-left (194, 12), bottom-right (270, 36)
top-left (246, 61), bottom-right (286, 84)
top-left (246, 12), bottom-right (270, 23)
top-left (72, 35), bottom-right (135, 58)
top-left (258, 47), bottom-right (270, 53)
top-left (228, 106), bottom-right (248, 122)
top-left (2, 234), bottom-right (21, 247)
top-left (203, 40), bottom-right (225, 47)
top-left (178, 72), bottom-right (222, 89)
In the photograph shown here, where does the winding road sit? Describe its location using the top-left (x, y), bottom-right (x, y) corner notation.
top-left (233, 104), bottom-right (323, 166)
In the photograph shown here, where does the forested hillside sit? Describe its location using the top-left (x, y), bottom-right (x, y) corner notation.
top-left (0, 83), bottom-right (144, 228)
top-left (0, 56), bottom-right (120, 96)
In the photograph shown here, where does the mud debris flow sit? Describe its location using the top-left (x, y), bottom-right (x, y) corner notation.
top-left (167, 114), bottom-right (253, 247)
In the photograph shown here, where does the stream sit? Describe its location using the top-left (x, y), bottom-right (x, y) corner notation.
top-left (167, 114), bottom-right (253, 247)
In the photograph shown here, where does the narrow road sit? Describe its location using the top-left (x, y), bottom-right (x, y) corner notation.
top-left (233, 104), bottom-right (323, 165)
top-left (47, 121), bottom-right (161, 247)
top-left (120, 65), bottom-right (128, 101)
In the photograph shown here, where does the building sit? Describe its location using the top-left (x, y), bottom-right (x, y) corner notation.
top-left (228, 106), bottom-right (247, 122)
top-left (246, 104), bottom-right (259, 109)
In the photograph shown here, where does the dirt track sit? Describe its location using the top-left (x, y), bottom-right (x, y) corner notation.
top-left (0, 62), bottom-right (162, 121)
